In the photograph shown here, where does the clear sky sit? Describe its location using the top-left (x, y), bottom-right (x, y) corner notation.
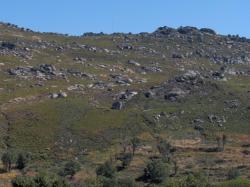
top-left (1, 0), bottom-right (250, 37)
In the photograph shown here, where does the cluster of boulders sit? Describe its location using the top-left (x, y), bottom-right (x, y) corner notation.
top-left (143, 70), bottom-right (221, 102)
top-left (0, 41), bottom-right (32, 60)
top-left (151, 25), bottom-right (250, 65)
top-left (111, 90), bottom-right (138, 110)
top-left (224, 100), bottom-right (240, 109)
top-left (8, 64), bottom-right (57, 79)
top-left (110, 74), bottom-right (133, 86)
top-left (208, 114), bottom-right (226, 127)
top-left (153, 26), bottom-right (216, 38)
top-left (65, 69), bottom-right (96, 80)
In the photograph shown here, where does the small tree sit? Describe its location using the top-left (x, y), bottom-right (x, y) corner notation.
top-left (222, 134), bottom-right (227, 150)
top-left (1, 151), bottom-right (16, 172)
top-left (201, 132), bottom-right (207, 144)
top-left (119, 153), bottom-right (133, 169)
top-left (16, 152), bottom-right (30, 170)
top-left (216, 136), bottom-right (222, 151)
top-left (144, 159), bottom-right (168, 183)
top-left (96, 161), bottom-right (116, 179)
top-left (131, 137), bottom-right (140, 155)
top-left (172, 160), bottom-right (178, 176)
top-left (61, 160), bottom-right (81, 178)
top-left (157, 139), bottom-right (172, 160)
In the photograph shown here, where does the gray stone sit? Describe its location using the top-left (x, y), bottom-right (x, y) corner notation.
top-left (128, 60), bottom-right (141, 66)
top-left (111, 101), bottom-right (123, 110)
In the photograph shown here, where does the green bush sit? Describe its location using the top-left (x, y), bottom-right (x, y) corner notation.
top-left (1, 151), bottom-right (16, 172)
top-left (157, 139), bottom-right (172, 160)
top-left (12, 175), bottom-right (35, 187)
top-left (144, 159), bottom-right (168, 183)
top-left (34, 172), bottom-right (72, 187)
top-left (161, 173), bottom-right (210, 187)
top-left (101, 177), bottom-right (117, 187)
top-left (96, 161), bottom-right (116, 179)
top-left (131, 137), bottom-right (141, 155)
top-left (184, 173), bottom-right (210, 187)
top-left (117, 178), bottom-right (138, 187)
top-left (215, 178), bottom-right (250, 187)
top-left (16, 152), bottom-right (31, 170)
top-left (61, 160), bottom-right (81, 177)
top-left (12, 173), bottom-right (72, 187)
top-left (119, 153), bottom-right (133, 168)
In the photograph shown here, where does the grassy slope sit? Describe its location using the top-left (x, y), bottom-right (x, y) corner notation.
top-left (0, 24), bottom-right (250, 184)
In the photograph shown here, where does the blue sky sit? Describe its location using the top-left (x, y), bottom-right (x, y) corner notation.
top-left (1, 0), bottom-right (250, 37)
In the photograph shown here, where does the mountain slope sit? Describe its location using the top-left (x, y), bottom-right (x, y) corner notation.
top-left (0, 22), bottom-right (250, 185)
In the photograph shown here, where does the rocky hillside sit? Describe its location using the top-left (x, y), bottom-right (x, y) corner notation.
top-left (0, 22), bottom-right (250, 186)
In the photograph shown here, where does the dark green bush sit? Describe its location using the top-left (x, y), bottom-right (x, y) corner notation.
top-left (119, 153), bottom-right (133, 168)
top-left (96, 161), bottom-right (116, 179)
top-left (35, 172), bottom-right (72, 187)
top-left (157, 139), bottom-right (172, 160)
top-left (131, 137), bottom-right (141, 155)
top-left (1, 151), bottom-right (16, 172)
top-left (215, 178), bottom-right (250, 187)
top-left (144, 159), bottom-right (168, 183)
top-left (162, 173), bottom-right (210, 187)
top-left (16, 152), bottom-right (31, 170)
top-left (184, 173), bottom-right (210, 187)
top-left (60, 160), bottom-right (81, 177)
top-left (117, 178), bottom-right (138, 187)
top-left (12, 175), bottom-right (35, 187)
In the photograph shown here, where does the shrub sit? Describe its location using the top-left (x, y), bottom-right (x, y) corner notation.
top-left (215, 178), bottom-right (250, 187)
top-left (12, 175), bottom-right (35, 187)
top-left (49, 177), bottom-right (72, 187)
top-left (119, 153), bottom-right (133, 168)
top-left (144, 159), bottom-right (168, 183)
top-left (96, 161), bottom-right (116, 179)
top-left (162, 173), bottom-right (210, 187)
top-left (184, 173), bottom-right (210, 187)
top-left (157, 139), bottom-right (172, 160)
top-left (131, 137), bottom-right (140, 155)
top-left (117, 178), bottom-right (138, 187)
top-left (1, 151), bottom-right (16, 172)
top-left (16, 152), bottom-right (31, 170)
top-left (101, 177), bottom-right (117, 187)
top-left (61, 160), bottom-right (81, 177)
top-left (88, 176), bottom-right (117, 187)
top-left (34, 172), bottom-right (72, 187)
top-left (34, 173), bottom-right (51, 187)
top-left (227, 168), bottom-right (240, 180)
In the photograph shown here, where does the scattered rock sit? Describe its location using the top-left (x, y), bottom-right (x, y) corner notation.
top-left (224, 100), bottom-right (240, 109)
top-left (165, 87), bottom-right (187, 101)
top-left (172, 53), bottom-right (184, 59)
top-left (128, 60), bottom-right (141, 66)
top-left (208, 114), bottom-right (226, 126)
top-left (119, 90), bottom-right (138, 100)
top-left (111, 101), bottom-right (123, 110)
top-left (141, 66), bottom-right (162, 73)
top-left (144, 90), bottom-right (155, 98)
